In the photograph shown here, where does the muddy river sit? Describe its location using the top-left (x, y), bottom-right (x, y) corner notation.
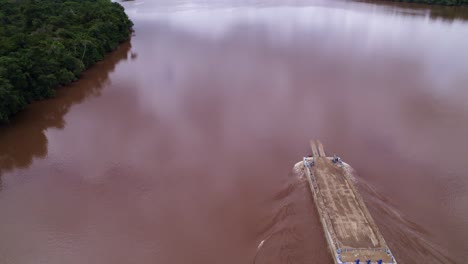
top-left (1, 0), bottom-right (467, 263)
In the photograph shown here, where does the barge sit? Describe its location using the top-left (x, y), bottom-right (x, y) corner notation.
top-left (300, 140), bottom-right (397, 264)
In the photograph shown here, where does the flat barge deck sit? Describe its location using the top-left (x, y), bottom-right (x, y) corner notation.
top-left (300, 140), bottom-right (397, 264)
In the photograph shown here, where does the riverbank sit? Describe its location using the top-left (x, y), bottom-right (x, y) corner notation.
top-left (383, 0), bottom-right (468, 6)
top-left (0, 0), bottom-right (133, 123)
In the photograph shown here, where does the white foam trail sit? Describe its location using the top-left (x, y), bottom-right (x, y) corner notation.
top-left (257, 239), bottom-right (265, 250)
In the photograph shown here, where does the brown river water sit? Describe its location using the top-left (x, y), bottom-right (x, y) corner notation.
top-left (1, 0), bottom-right (468, 263)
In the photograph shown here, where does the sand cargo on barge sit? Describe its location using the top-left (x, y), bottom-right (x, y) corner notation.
top-left (300, 140), bottom-right (397, 264)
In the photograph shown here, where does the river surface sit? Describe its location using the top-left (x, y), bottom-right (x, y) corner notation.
top-left (1, 0), bottom-right (468, 263)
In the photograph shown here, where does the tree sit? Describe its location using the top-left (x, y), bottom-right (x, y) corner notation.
top-left (0, 0), bottom-right (133, 123)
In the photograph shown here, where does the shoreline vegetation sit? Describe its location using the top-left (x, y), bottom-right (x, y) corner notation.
top-left (0, 0), bottom-right (133, 123)
top-left (383, 0), bottom-right (468, 5)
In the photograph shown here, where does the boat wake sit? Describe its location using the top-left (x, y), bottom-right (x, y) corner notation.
top-left (254, 163), bottom-right (455, 264)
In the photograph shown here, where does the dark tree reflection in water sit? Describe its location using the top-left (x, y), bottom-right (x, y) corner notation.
top-left (0, 42), bottom-right (133, 186)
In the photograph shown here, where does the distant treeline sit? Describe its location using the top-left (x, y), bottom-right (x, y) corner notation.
top-left (384, 0), bottom-right (468, 5)
top-left (0, 0), bottom-right (133, 122)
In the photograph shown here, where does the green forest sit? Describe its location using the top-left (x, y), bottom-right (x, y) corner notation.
top-left (0, 0), bottom-right (133, 123)
top-left (387, 0), bottom-right (468, 5)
